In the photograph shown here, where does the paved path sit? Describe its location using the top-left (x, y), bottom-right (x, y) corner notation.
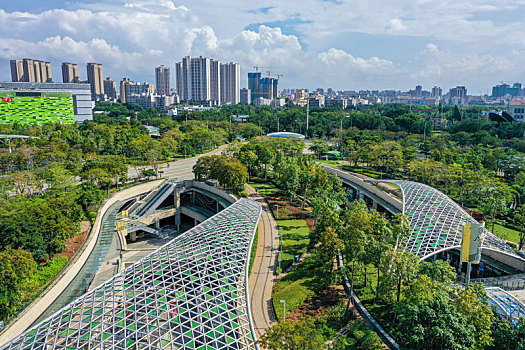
top-left (247, 185), bottom-right (279, 338)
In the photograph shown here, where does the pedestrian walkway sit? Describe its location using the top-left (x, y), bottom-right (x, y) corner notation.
top-left (247, 185), bottom-right (279, 338)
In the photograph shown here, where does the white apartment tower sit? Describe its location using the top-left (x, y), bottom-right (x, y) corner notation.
top-left (176, 56), bottom-right (237, 105)
top-left (155, 65), bottom-right (170, 96)
top-left (220, 62), bottom-right (240, 104)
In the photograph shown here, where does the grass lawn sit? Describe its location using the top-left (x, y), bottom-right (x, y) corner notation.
top-left (249, 228), bottom-right (258, 275)
top-left (248, 182), bottom-right (279, 196)
top-left (272, 253), bottom-right (331, 320)
top-left (276, 219), bottom-right (311, 272)
top-left (319, 159), bottom-right (342, 167)
top-left (490, 223), bottom-right (521, 245)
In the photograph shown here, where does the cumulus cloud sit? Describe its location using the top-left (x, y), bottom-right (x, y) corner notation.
top-left (1, 1), bottom-right (525, 90)
top-left (318, 48), bottom-right (395, 72)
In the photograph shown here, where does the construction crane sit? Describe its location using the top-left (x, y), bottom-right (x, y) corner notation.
top-left (253, 65), bottom-right (270, 72)
top-left (266, 71), bottom-right (283, 80)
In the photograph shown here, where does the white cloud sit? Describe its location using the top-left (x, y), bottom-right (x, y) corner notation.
top-left (1, 1), bottom-right (525, 91)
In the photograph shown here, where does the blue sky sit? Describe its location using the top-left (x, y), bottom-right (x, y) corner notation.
top-left (1, 0), bottom-right (525, 93)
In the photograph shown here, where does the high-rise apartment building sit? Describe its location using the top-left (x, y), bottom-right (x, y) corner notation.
top-left (22, 59), bottom-right (36, 82)
top-left (86, 63), bottom-right (104, 96)
top-left (10, 60), bottom-right (24, 82)
top-left (248, 72), bottom-right (278, 101)
top-left (210, 59), bottom-right (221, 105)
top-left (104, 77), bottom-right (117, 100)
top-left (62, 63), bottom-right (80, 83)
top-left (415, 85), bottom-right (423, 97)
top-left (10, 58), bottom-right (52, 82)
top-left (119, 78), bottom-right (154, 103)
top-left (176, 56), bottom-right (235, 105)
top-left (220, 62), bottom-right (240, 105)
top-left (248, 72), bottom-right (261, 101)
top-left (240, 88), bottom-right (251, 105)
top-left (431, 86), bottom-right (442, 99)
top-left (155, 65), bottom-right (171, 96)
top-left (448, 86), bottom-right (467, 105)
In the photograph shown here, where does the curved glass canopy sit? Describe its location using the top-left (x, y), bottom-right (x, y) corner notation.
top-left (371, 180), bottom-right (516, 260)
top-left (2, 198), bottom-right (261, 350)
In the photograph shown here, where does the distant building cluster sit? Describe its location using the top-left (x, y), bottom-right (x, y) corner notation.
top-left (7, 56), bottom-right (525, 125)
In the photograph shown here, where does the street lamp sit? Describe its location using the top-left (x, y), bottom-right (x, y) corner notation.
top-left (340, 115), bottom-right (350, 152)
top-left (280, 300), bottom-right (286, 321)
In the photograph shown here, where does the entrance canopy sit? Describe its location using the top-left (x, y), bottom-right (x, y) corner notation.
top-left (369, 180), bottom-right (517, 261)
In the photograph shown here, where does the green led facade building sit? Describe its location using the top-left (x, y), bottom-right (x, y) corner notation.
top-left (0, 82), bottom-right (93, 124)
top-left (0, 91), bottom-right (75, 124)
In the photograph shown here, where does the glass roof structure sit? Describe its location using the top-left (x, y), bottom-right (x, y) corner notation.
top-left (486, 287), bottom-right (525, 325)
top-left (370, 180), bottom-right (516, 260)
top-left (2, 198), bottom-right (261, 350)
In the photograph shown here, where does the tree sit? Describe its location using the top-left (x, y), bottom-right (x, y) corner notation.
top-left (395, 297), bottom-right (475, 350)
top-left (489, 318), bottom-right (525, 350)
top-left (258, 318), bottom-right (327, 350)
top-left (218, 158), bottom-right (248, 193)
top-left (361, 234), bottom-right (391, 301)
top-left (0, 248), bottom-right (36, 321)
top-left (193, 155), bottom-right (248, 193)
top-left (418, 260), bottom-right (456, 284)
top-left (515, 203), bottom-right (525, 250)
top-left (379, 249), bottom-right (419, 303)
top-left (453, 284), bottom-right (495, 350)
top-left (279, 163), bottom-right (299, 203)
top-left (310, 139), bottom-right (329, 160)
top-left (479, 181), bottom-right (514, 233)
top-left (318, 226), bottom-right (344, 274)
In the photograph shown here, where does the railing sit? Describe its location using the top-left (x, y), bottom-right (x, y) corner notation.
top-left (337, 252), bottom-right (400, 350)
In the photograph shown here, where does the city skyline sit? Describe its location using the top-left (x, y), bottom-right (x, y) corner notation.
top-left (1, 1), bottom-right (525, 93)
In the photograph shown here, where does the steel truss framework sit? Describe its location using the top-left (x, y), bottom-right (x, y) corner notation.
top-left (371, 180), bottom-right (516, 260)
top-left (2, 198), bottom-right (261, 350)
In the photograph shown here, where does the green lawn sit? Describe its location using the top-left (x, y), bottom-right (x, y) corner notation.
top-left (272, 252), bottom-right (331, 320)
top-left (490, 223), bottom-right (521, 245)
top-left (319, 159), bottom-right (342, 167)
top-left (249, 228), bottom-right (258, 275)
top-left (276, 219), bottom-right (311, 272)
top-left (248, 182), bottom-right (279, 196)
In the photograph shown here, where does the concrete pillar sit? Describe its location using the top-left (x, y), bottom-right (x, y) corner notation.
top-left (194, 218), bottom-right (197, 226)
top-left (130, 231), bottom-right (137, 242)
top-left (372, 201), bottom-right (378, 209)
top-left (155, 219), bottom-right (160, 229)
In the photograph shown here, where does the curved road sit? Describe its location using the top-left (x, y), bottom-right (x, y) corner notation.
top-left (128, 145), bottom-right (228, 181)
top-left (247, 186), bottom-right (279, 337)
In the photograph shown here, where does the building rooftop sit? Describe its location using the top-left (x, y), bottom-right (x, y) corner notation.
top-left (266, 132), bottom-right (305, 139)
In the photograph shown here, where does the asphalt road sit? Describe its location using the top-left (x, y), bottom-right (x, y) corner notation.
top-left (127, 145), bottom-right (228, 181)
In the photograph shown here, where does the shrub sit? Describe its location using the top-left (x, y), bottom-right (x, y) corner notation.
top-left (349, 320), bottom-right (383, 350)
